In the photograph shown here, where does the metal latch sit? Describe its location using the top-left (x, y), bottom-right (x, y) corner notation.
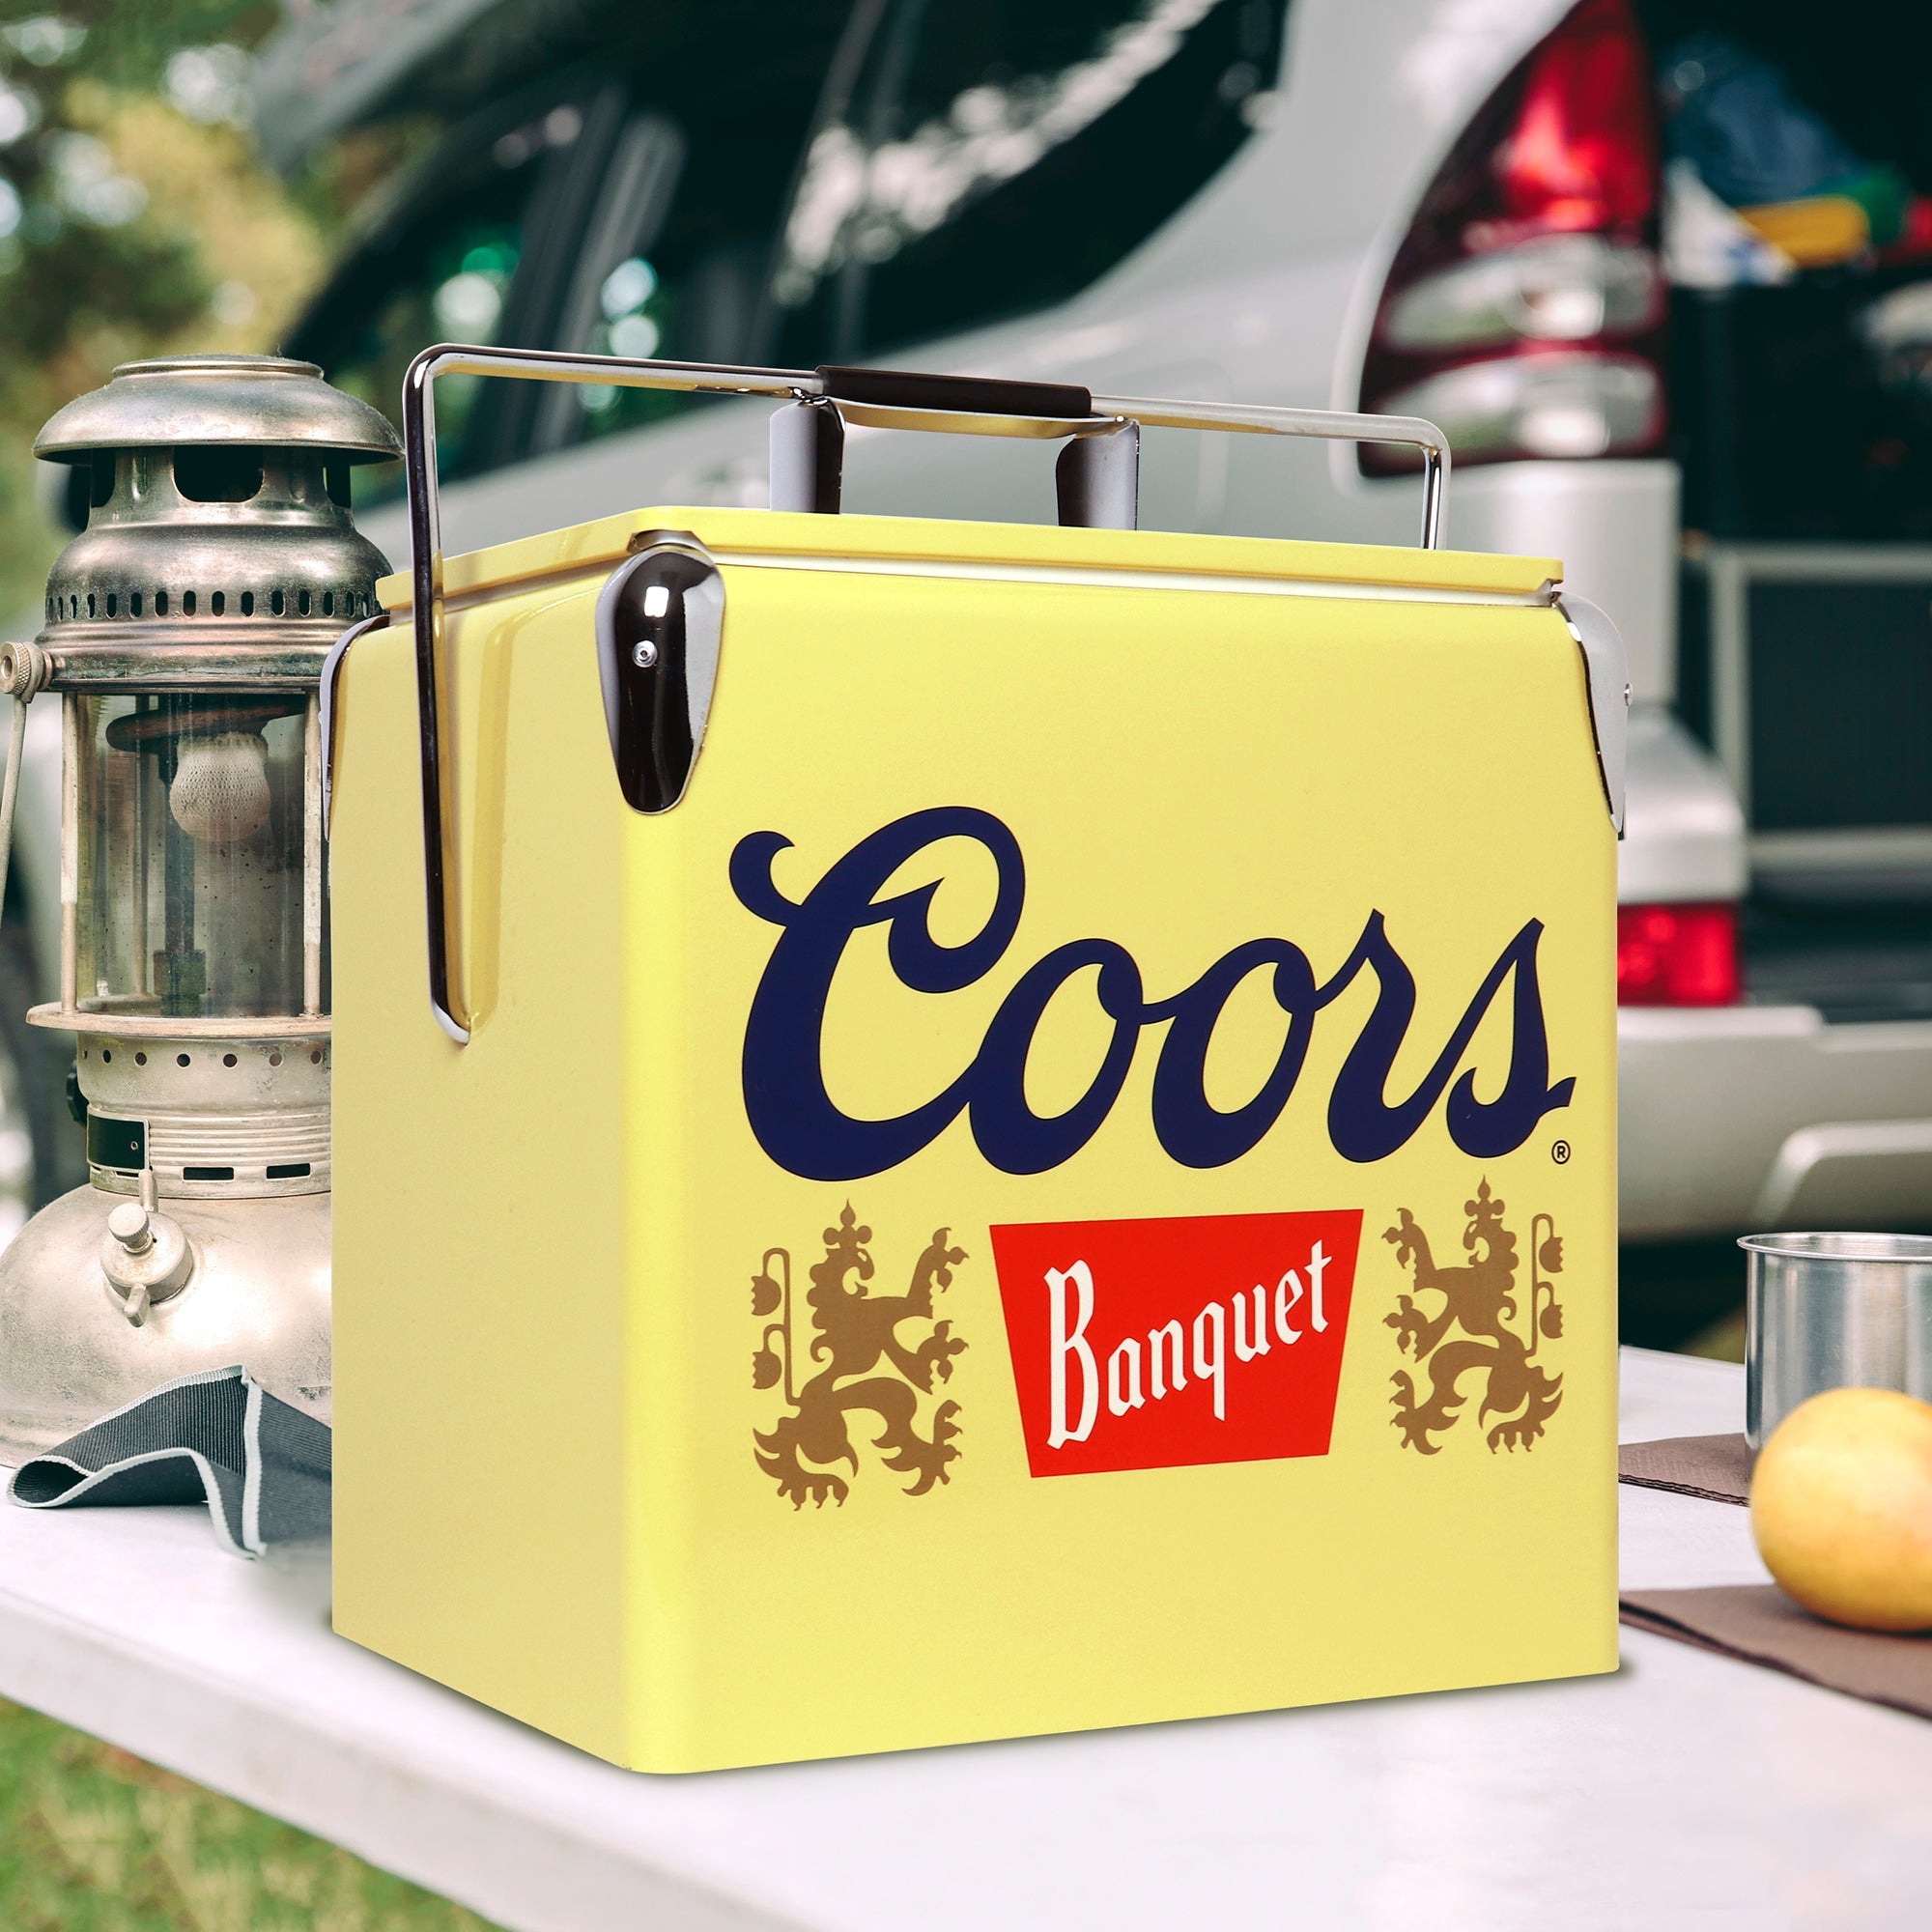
top-left (594, 532), bottom-right (724, 813)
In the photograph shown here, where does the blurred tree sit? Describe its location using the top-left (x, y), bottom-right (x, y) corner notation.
top-left (0, 2), bottom-right (327, 615)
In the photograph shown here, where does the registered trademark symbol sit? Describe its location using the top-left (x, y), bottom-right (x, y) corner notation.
top-left (1550, 1140), bottom-right (1572, 1165)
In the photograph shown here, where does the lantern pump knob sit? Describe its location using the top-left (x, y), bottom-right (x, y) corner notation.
top-left (100, 1177), bottom-right (193, 1325)
top-left (107, 1202), bottom-right (153, 1252)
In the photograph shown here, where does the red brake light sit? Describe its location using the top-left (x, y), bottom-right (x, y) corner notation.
top-left (1484, 0), bottom-right (1657, 245)
top-left (1361, 0), bottom-right (1665, 470)
top-left (1616, 903), bottom-right (1741, 1007)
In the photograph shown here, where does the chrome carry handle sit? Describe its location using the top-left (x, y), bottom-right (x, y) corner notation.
top-left (398, 343), bottom-right (1451, 1043)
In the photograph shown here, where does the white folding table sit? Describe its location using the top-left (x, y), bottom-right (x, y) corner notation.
top-left (0, 1347), bottom-right (1925, 1932)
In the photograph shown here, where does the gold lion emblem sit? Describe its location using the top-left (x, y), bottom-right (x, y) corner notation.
top-left (752, 1205), bottom-right (966, 1508)
top-left (1384, 1179), bottom-right (1565, 1454)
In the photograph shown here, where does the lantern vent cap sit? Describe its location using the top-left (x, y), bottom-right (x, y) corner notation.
top-left (35, 355), bottom-right (401, 466)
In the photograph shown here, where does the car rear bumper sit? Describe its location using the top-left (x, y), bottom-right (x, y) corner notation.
top-left (1619, 1005), bottom-right (1932, 1240)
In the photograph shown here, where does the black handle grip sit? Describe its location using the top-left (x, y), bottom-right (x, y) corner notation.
top-left (816, 365), bottom-right (1094, 421)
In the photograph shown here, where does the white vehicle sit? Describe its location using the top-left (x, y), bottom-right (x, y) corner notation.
top-left (240, 0), bottom-right (1932, 1246)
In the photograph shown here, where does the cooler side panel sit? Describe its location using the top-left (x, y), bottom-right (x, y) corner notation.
top-left (330, 596), bottom-right (630, 1760)
top-left (635, 562), bottom-right (1616, 1769)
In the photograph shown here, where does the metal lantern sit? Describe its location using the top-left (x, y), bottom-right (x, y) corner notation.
top-left (0, 355), bottom-right (398, 1464)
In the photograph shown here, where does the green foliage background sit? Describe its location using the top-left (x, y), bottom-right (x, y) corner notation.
top-left (0, 1696), bottom-right (500, 1930)
top-left (0, 0), bottom-right (333, 618)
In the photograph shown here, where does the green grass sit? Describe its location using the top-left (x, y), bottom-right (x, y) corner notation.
top-left (0, 1699), bottom-right (502, 1932)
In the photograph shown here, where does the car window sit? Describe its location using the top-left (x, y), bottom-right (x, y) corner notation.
top-left (291, 79), bottom-right (607, 482)
top-left (288, 0), bottom-right (852, 478)
top-left (768, 0), bottom-right (1290, 366)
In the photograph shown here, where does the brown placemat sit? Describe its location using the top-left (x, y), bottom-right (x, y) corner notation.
top-left (1622, 1585), bottom-right (1932, 1719)
top-left (1617, 1433), bottom-right (1752, 1504)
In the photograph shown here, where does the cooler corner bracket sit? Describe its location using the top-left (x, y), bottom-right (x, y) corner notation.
top-left (1556, 592), bottom-right (1631, 838)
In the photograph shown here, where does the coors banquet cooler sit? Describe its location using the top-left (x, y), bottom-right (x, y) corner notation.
top-left (327, 349), bottom-right (1629, 1773)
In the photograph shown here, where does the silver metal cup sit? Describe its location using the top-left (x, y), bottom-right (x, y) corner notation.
top-left (1740, 1232), bottom-right (1932, 1448)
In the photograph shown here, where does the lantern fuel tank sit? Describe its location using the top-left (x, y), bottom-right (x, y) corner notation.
top-left (0, 355), bottom-right (398, 1464)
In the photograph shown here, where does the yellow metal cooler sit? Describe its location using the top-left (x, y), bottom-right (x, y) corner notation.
top-left (327, 353), bottom-right (1628, 1772)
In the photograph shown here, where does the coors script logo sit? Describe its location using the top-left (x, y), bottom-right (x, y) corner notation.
top-left (993, 1210), bottom-right (1363, 1477)
top-left (730, 808), bottom-right (1574, 1183)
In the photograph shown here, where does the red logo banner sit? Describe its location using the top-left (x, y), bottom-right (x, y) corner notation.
top-left (991, 1210), bottom-right (1362, 1477)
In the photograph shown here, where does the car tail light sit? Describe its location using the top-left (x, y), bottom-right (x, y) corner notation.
top-left (1361, 0), bottom-right (1664, 471)
top-left (1616, 903), bottom-right (1741, 1007)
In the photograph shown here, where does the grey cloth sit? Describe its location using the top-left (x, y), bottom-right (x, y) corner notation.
top-left (7, 1364), bottom-right (329, 1557)
top-left (1618, 1432), bottom-right (1753, 1505)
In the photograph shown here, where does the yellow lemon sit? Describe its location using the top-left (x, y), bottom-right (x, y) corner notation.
top-left (1750, 1386), bottom-right (1932, 1632)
